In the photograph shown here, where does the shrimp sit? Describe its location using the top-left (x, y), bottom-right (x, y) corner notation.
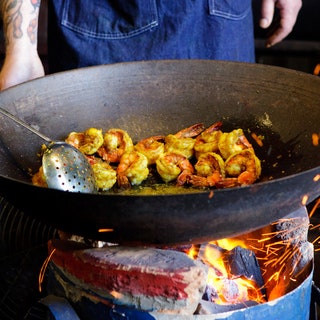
top-left (80, 128), bottom-right (104, 155)
top-left (134, 135), bottom-right (165, 165)
top-left (165, 123), bottom-right (205, 159)
top-left (218, 129), bottom-right (254, 160)
top-left (117, 150), bottom-right (149, 189)
top-left (194, 121), bottom-right (223, 158)
top-left (66, 128), bottom-right (104, 155)
top-left (221, 149), bottom-right (261, 186)
top-left (189, 152), bottom-right (225, 188)
top-left (65, 131), bottom-right (85, 149)
top-left (98, 128), bottom-right (134, 163)
top-left (32, 166), bottom-right (47, 187)
top-left (91, 160), bottom-right (117, 191)
top-left (156, 152), bottom-right (194, 185)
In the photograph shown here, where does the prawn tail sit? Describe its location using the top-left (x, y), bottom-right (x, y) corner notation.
top-left (237, 171), bottom-right (257, 185)
top-left (189, 175), bottom-right (210, 188)
top-left (117, 174), bottom-right (131, 190)
top-left (177, 170), bottom-right (193, 186)
top-left (215, 177), bottom-right (240, 189)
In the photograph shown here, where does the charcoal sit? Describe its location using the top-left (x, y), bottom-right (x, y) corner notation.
top-left (223, 246), bottom-right (265, 293)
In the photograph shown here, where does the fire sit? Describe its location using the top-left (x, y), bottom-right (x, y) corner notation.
top-left (188, 239), bottom-right (266, 305)
top-left (215, 238), bottom-right (247, 251)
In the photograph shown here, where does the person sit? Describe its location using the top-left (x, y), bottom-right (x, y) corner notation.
top-left (0, 0), bottom-right (302, 91)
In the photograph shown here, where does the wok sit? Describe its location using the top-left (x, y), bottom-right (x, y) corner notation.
top-left (0, 60), bottom-right (319, 245)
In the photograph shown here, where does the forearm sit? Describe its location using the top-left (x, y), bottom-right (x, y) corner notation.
top-left (0, 0), bottom-right (44, 90)
top-left (1, 0), bottom-right (41, 55)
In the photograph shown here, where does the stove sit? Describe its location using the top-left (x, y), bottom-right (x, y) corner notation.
top-left (32, 207), bottom-right (313, 319)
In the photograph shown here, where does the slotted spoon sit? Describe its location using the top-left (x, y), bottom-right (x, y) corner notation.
top-left (0, 107), bottom-right (97, 193)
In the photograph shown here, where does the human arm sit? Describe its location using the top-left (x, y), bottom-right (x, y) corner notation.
top-left (0, 0), bottom-right (44, 90)
top-left (259, 0), bottom-right (302, 47)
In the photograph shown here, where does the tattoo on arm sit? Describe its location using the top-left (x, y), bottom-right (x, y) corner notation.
top-left (1, 0), bottom-right (40, 46)
top-left (2, 1), bottom-right (23, 43)
top-left (27, 17), bottom-right (37, 44)
top-left (30, 0), bottom-right (40, 10)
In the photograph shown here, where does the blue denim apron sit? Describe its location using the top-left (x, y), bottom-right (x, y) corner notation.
top-left (48, 0), bottom-right (254, 73)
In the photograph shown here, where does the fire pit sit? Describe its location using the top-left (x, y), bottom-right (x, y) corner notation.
top-left (40, 207), bottom-right (313, 319)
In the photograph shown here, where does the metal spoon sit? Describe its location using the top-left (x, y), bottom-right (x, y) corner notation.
top-left (0, 107), bottom-right (97, 193)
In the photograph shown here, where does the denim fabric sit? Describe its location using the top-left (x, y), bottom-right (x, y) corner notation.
top-left (48, 0), bottom-right (255, 73)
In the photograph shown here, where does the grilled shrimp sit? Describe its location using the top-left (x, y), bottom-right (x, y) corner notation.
top-left (165, 123), bottom-right (205, 159)
top-left (98, 128), bottom-right (134, 163)
top-left (65, 131), bottom-right (85, 149)
top-left (156, 152), bottom-right (194, 185)
top-left (65, 128), bottom-right (104, 155)
top-left (220, 149), bottom-right (261, 186)
top-left (194, 121), bottom-right (223, 158)
top-left (218, 128), bottom-right (254, 160)
top-left (80, 128), bottom-right (104, 155)
top-left (91, 160), bottom-right (117, 191)
top-left (32, 166), bottom-right (47, 187)
top-left (134, 135), bottom-right (165, 165)
top-left (117, 150), bottom-right (149, 189)
top-left (189, 152), bottom-right (225, 187)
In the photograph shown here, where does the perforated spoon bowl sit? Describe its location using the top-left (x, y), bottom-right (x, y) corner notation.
top-left (0, 107), bottom-right (97, 193)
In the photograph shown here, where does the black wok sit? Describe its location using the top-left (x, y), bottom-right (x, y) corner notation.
top-left (0, 60), bottom-right (319, 245)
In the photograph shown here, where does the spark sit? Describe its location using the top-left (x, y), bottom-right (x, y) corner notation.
top-left (301, 195), bottom-right (309, 206)
top-left (312, 133), bottom-right (319, 146)
top-left (38, 248), bottom-right (56, 292)
top-left (309, 198), bottom-right (320, 218)
top-left (98, 228), bottom-right (114, 233)
top-left (247, 217), bottom-right (309, 292)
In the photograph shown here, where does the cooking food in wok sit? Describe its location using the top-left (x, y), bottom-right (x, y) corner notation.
top-left (32, 123), bottom-right (262, 191)
top-left (0, 60), bottom-right (319, 245)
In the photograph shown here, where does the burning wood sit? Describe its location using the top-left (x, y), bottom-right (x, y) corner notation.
top-left (190, 243), bottom-right (266, 306)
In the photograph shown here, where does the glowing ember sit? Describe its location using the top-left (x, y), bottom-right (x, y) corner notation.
top-left (188, 240), bottom-right (266, 305)
top-left (301, 195), bottom-right (309, 206)
top-left (314, 174), bottom-right (320, 182)
top-left (312, 133), bottom-right (319, 146)
top-left (98, 228), bottom-right (114, 233)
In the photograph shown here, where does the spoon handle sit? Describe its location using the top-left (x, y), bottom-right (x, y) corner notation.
top-left (0, 107), bottom-right (52, 143)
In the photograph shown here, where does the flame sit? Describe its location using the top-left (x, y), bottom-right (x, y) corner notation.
top-left (214, 238), bottom-right (247, 251)
top-left (189, 239), bottom-right (265, 305)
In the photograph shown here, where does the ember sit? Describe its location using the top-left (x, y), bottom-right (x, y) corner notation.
top-left (188, 242), bottom-right (266, 305)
